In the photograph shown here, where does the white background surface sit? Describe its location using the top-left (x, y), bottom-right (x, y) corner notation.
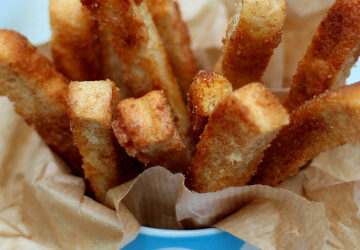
top-left (0, 0), bottom-right (51, 44)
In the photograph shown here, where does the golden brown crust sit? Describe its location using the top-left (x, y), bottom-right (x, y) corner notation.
top-left (68, 80), bottom-right (122, 202)
top-left (0, 30), bottom-right (82, 175)
top-left (112, 90), bottom-right (190, 173)
top-left (147, 0), bottom-right (197, 98)
top-left (283, 0), bottom-right (360, 111)
top-left (187, 83), bottom-right (289, 193)
top-left (81, 0), bottom-right (190, 135)
top-left (188, 71), bottom-right (232, 141)
top-left (50, 0), bottom-right (102, 81)
top-left (282, 10), bottom-right (328, 87)
top-left (96, 29), bottom-right (132, 98)
top-left (220, 0), bottom-right (286, 89)
top-left (252, 82), bottom-right (360, 186)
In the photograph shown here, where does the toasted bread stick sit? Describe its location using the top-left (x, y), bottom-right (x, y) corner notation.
top-left (252, 82), bottom-right (360, 186)
top-left (188, 71), bottom-right (232, 141)
top-left (50, 0), bottom-right (102, 81)
top-left (219, 0), bottom-right (286, 89)
top-left (69, 80), bottom-right (122, 202)
top-left (97, 30), bottom-right (132, 98)
top-left (81, 0), bottom-right (190, 135)
top-left (0, 30), bottom-right (82, 174)
top-left (147, 0), bottom-right (197, 98)
top-left (112, 90), bottom-right (190, 173)
top-left (283, 0), bottom-right (360, 111)
top-left (187, 83), bottom-right (289, 193)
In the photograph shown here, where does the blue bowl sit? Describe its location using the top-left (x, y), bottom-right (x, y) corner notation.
top-left (122, 227), bottom-right (248, 250)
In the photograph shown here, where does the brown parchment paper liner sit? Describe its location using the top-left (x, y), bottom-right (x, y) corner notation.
top-left (1, 0), bottom-right (359, 249)
top-left (0, 99), bottom-right (329, 249)
top-left (0, 97), bottom-right (140, 249)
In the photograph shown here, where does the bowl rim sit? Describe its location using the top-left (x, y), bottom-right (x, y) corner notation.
top-left (140, 226), bottom-right (222, 237)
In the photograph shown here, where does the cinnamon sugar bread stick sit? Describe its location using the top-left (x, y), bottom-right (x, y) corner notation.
top-left (112, 90), bottom-right (190, 173)
top-left (0, 30), bottom-right (82, 174)
top-left (252, 82), bottom-right (360, 186)
top-left (69, 80), bottom-right (123, 202)
top-left (147, 0), bottom-right (197, 98)
top-left (187, 83), bottom-right (289, 193)
top-left (218, 0), bottom-right (286, 89)
top-left (283, 0), bottom-right (360, 111)
top-left (81, 0), bottom-right (190, 135)
top-left (50, 0), bottom-right (102, 81)
top-left (188, 71), bottom-right (232, 141)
